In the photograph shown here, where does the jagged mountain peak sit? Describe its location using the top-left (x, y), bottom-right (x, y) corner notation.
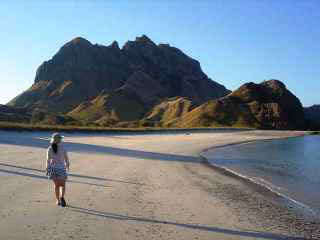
top-left (8, 35), bottom-right (230, 121)
top-left (261, 79), bottom-right (286, 90)
top-left (135, 34), bottom-right (155, 44)
top-left (72, 36), bottom-right (91, 44)
top-left (110, 40), bottom-right (120, 49)
top-left (123, 34), bottom-right (157, 51)
top-left (64, 37), bottom-right (93, 48)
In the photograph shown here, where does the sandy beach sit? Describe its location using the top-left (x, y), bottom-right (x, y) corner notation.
top-left (0, 129), bottom-right (318, 240)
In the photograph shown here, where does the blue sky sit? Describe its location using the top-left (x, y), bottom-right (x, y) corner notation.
top-left (0, 0), bottom-right (319, 106)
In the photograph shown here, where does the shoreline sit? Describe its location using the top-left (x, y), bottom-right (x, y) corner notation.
top-left (1, 129), bottom-right (319, 239)
top-left (199, 136), bottom-right (320, 239)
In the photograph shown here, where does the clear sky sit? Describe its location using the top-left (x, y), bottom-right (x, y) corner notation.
top-left (0, 0), bottom-right (319, 106)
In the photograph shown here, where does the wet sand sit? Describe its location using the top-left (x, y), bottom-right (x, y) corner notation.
top-left (0, 129), bottom-right (318, 239)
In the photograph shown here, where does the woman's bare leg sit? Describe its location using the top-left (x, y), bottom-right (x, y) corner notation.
top-left (53, 180), bottom-right (60, 204)
top-left (60, 180), bottom-right (66, 198)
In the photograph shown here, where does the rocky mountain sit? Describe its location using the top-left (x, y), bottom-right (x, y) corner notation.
top-left (0, 105), bottom-right (31, 123)
top-left (8, 35), bottom-right (230, 122)
top-left (3, 36), bottom-right (309, 130)
top-left (304, 105), bottom-right (320, 130)
top-left (304, 105), bottom-right (320, 120)
top-left (145, 97), bottom-right (195, 123)
top-left (167, 80), bottom-right (306, 130)
top-left (0, 104), bottom-right (75, 125)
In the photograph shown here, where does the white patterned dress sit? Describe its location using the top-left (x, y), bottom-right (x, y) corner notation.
top-left (46, 144), bottom-right (69, 180)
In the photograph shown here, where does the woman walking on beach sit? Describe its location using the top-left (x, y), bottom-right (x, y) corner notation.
top-left (46, 133), bottom-right (70, 207)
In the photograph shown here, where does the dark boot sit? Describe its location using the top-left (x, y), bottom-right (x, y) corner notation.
top-left (60, 197), bottom-right (66, 207)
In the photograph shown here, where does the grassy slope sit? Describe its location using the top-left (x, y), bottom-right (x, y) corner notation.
top-left (165, 99), bottom-right (259, 128)
top-left (145, 97), bottom-right (195, 123)
top-left (68, 89), bottom-right (145, 123)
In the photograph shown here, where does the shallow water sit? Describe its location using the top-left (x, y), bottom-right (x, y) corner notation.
top-left (204, 135), bottom-right (320, 215)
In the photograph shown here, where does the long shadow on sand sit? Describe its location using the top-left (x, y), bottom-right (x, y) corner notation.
top-left (0, 135), bottom-right (199, 163)
top-left (0, 167), bottom-right (112, 188)
top-left (0, 163), bottom-right (144, 185)
top-left (68, 205), bottom-right (306, 240)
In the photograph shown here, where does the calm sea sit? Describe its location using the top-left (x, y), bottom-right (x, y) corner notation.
top-left (203, 135), bottom-right (320, 215)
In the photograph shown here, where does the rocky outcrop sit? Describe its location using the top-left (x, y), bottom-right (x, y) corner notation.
top-left (145, 97), bottom-right (195, 123)
top-left (6, 36), bottom-right (309, 130)
top-left (0, 105), bottom-right (31, 123)
top-left (8, 35), bottom-right (230, 118)
top-left (304, 105), bottom-right (320, 130)
top-left (168, 80), bottom-right (306, 130)
top-left (69, 88), bottom-right (146, 124)
top-left (304, 105), bottom-right (320, 121)
top-left (0, 105), bottom-right (76, 125)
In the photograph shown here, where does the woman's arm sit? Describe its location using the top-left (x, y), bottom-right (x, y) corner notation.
top-left (64, 148), bottom-right (70, 171)
top-left (46, 148), bottom-right (51, 170)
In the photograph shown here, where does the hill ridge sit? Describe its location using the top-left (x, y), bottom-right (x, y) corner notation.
top-left (8, 35), bottom-right (230, 118)
top-left (4, 36), bottom-right (308, 129)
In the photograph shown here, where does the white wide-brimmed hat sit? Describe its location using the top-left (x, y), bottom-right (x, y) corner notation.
top-left (50, 133), bottom-right (64, 144)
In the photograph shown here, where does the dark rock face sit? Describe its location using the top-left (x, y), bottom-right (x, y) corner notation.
top-left (6, 36), bottom-right (307, 130)
top-left (230, 80), bottom-right (306, 129)
top-left (304, 105), bottom-right (320, 130)
top-left (8, 35), bottom-right (230, 116)
top-left (0, 105), bottom-right (31, 123)
top-left (304, 105), bottom-right (320, 120)
top-left (171, 80), bottom-right (306, 130)
top-left (0, 105), bottom-right (76, 125)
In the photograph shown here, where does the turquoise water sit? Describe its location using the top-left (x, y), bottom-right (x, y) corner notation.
top-left (204, 135), bottom-right (320, 215)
